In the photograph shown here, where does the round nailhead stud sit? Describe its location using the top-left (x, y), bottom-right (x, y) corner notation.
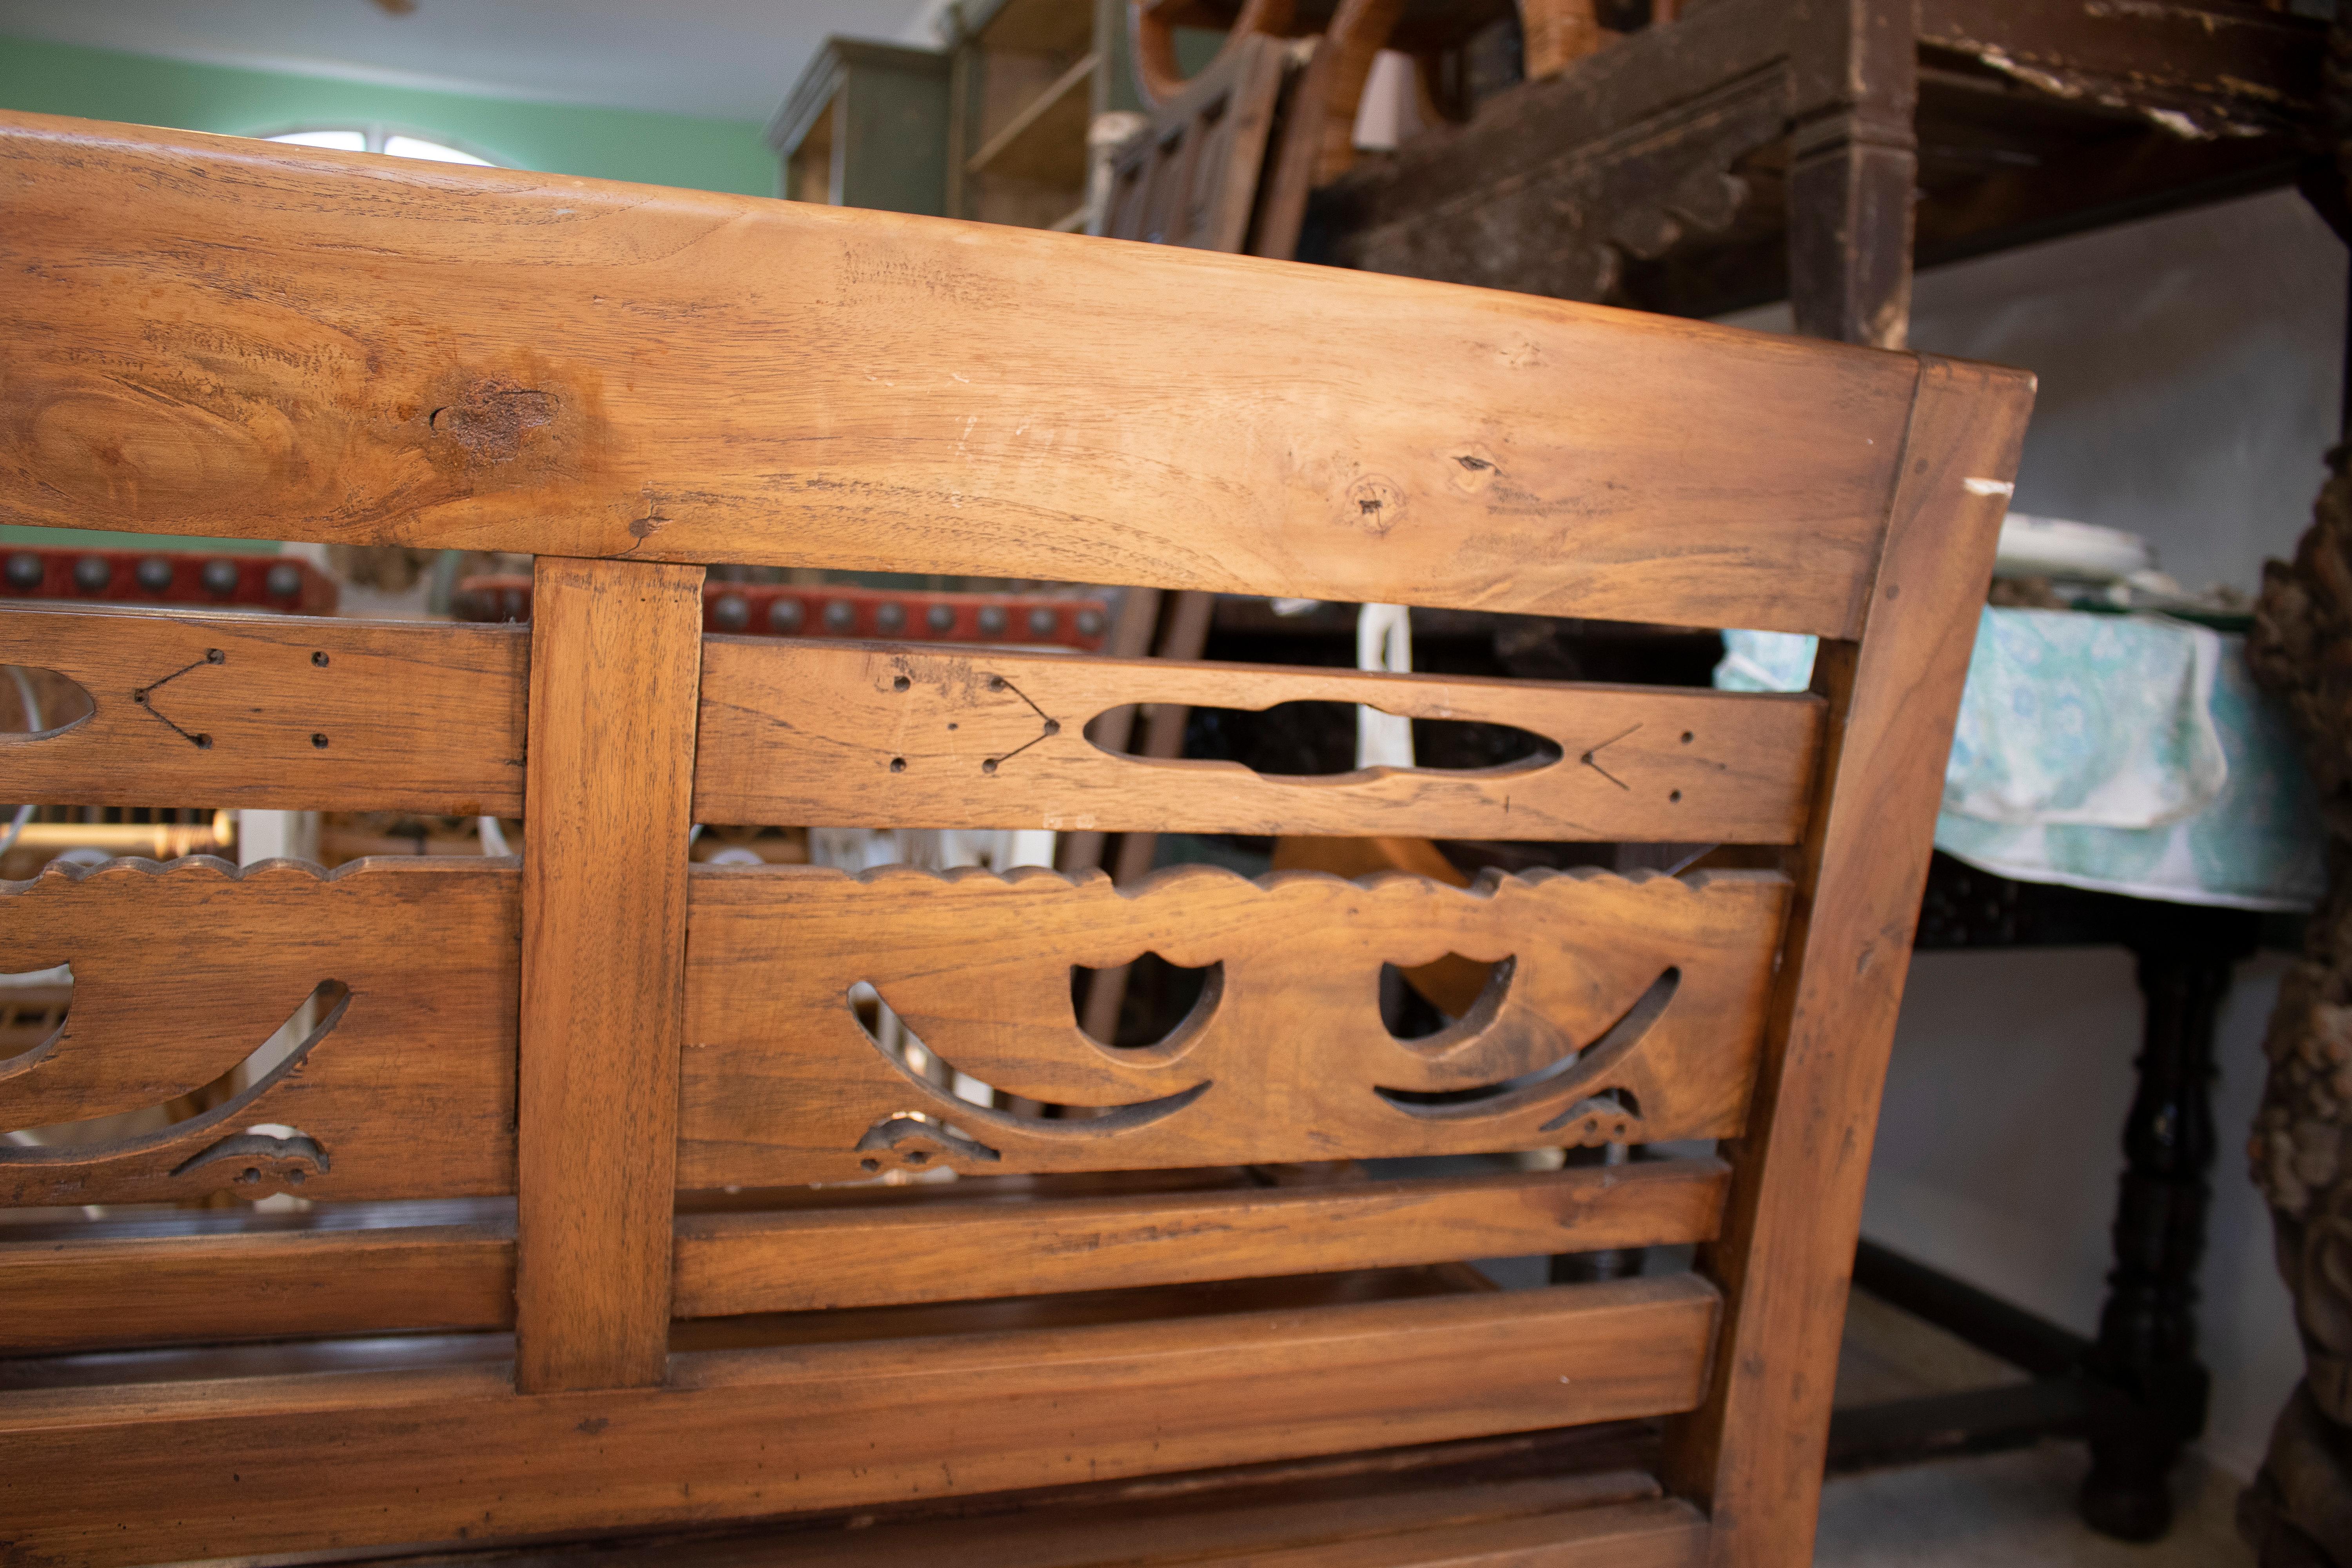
top-left (927, 603), bottom-right (956, 632)
top-left (135, 557), bottom-right (174, 592)
top-left (265, 562), bottom-right (303, 599)
top-left (822, 601), bottom-right (856, 633)
top-left (4, 554), bottom-right (43, 590)
top-left (711, 594), bottom-right (750, 632)
top-left (768, 597), bottom-right (805, 633)
top-left (1075, 608), bottom-right (1105, 637)
top-left (1027, 607), bottom-right (1057, 638)
top-left (200, 559), bottom-right (240, 596)
top-left (73, 556), bottom-right (111, 593)
top-left (977, 605), bottom-right (1008, 636)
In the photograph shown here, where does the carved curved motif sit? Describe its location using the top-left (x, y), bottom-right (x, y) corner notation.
top-left (0, 855), bottom-right (518, 1206)
top-left (681, 862), bottom-right (1788, 1186)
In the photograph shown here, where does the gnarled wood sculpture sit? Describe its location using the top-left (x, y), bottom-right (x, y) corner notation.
top-left (2245, 453), bottom-right (2352, 1566)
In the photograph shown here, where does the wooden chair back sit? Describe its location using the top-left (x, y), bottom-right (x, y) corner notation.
top-left (0, 111), bottom-right (2031, 1567)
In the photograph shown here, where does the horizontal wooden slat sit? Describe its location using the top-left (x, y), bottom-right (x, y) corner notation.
top-left (295, 1425), bottom-right (1682, 1567)
top-left (0, 1222), bottom-right (513, 1352)
top-left (0, 1276), bottom-right (1717, 1566)
top-left (1, 111), bottom-right (1920, 638)
top-left (675, 1158), bottom-right (1730, 1317)
top-left (0, 857), bottom-right (517, 1206)
top-left (0, 604), bottom-right (526, 814)
top-left (695, 641), bottom-right (1822, 842)
top-left (684, 864), bottom-right (1787, 1187)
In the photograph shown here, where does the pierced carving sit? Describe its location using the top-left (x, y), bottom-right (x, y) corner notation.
top-left (171, 1129), bottom-right (331, 1195)
top-left (854, 1115), bottom-right (1000, 1174)
top-left (682, 864), bottom-right (1787, 1185)
top-left (0, 855), bottom-right (517, 1206)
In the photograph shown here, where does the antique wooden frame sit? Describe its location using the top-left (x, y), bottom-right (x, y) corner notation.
top-left (0, 111), bottom-right (2030, 1566)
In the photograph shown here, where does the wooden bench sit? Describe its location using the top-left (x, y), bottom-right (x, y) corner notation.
top-left (0, 109), bottom-right (2029, 1566)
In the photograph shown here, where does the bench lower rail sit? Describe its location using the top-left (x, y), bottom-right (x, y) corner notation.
top-left (0, 1277), bottom-right (1715, 1566)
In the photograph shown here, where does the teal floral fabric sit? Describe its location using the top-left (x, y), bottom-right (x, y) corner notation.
top-left (1716, 608), bottom-right (2323, 911)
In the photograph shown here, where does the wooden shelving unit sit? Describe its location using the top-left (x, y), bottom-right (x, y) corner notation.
top-left (768, 38), bottom-right (952, 216)
top-left (947, 0), bottom-right (1143, 230)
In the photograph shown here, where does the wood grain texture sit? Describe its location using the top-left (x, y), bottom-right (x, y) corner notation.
top-left (516, 557), bottom-right (703, 1394)
top-left (0, 111), bottom-right (1920, 638)
top-left (1661, 356), bottom-right (2033, 1566)
top-left (0, 604), bottom-right (526, 814)
top-left (0, 1220), bottom-right (512, 1352)
top-left (0, 857), bottom-right (515, 1206)
top-left (681, 864), bottom-right (1788, 1187)
top-left (0, 1276), bottom-right (1717, 1566)
top-left (276, 1429), bottom-right (1681, 1567)
top-left (674, 1158), bottom-right (1729, 1317)
top-left (694, 640), bottom-right (1823, 841)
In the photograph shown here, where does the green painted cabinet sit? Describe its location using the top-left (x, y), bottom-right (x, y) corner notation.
top-left (768, 39), bottom-right (951, 216)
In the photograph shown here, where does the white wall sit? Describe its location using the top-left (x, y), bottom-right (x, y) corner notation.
top-left (1727, 185), bottom-right (2342, 1483)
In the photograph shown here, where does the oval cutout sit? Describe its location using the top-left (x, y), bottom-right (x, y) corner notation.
top-left (0, 666), bottom-right (94, 742)
top-left (1073, 954), bottom-right (1222, 1050)
top-left (1089, 701), bottom-right (1560, 779)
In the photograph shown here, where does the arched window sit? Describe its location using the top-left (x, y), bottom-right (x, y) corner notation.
top-left (264, 126), bottom-right (501, 166)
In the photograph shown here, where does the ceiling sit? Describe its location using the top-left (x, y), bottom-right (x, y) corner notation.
top-left (0, 0), bottom-right (940, 122)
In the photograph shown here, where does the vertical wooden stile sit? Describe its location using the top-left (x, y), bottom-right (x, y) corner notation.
top-left (1659, 357), bottom-right (2033, 1565)
top-left (516, 555), bottom-right (706, 1394)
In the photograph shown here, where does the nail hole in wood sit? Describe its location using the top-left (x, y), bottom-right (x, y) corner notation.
top-left (893, 676), bottom-right (911, 691)
top-left (194, 733), bottom-right (213, 749)
top-left (1681, 731), bottom-right (1693, 743)
top-left (311, 733), bottom-right (329, 749)
top-left (1669, 789), bottom-right (1681, 802)
top-left (312, 652), bottom-right (330, 668)
top-left (205, 649), bottom-right (225, 664)
top-left (982, 759), bottom-right (998, 775)
top-left (889, 757), bottom-right (906, 773)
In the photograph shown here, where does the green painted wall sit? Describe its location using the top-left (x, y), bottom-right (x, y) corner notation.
top-left (0, 34), bottom-right (780, 554)
top-left (0, 34), bottom-right (776, 195)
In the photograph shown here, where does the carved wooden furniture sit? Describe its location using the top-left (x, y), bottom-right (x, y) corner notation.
top-left (1314, 0), bottom-right (2328, 347)
top-left (0, 110), bottom-right (2029, 1565)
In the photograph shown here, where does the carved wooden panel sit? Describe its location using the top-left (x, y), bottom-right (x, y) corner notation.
top-left (694, 640), bottom-right (1823, 842)
top-left (680, 864), bottom-right (1788, 1188)
top-left (0, 605), bottom-right (527, 815)
top-left (0, 858), bottom-right (517, 1206)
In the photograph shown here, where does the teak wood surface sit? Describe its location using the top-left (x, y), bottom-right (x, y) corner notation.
top-left (694, 639), bottom-right (1824, 840)
top-left (681, 864), bottom-right (1785, 1185)
top-left (0, 605), bottom-right (526, 815)
top-left (1, 1279), bottom-right (1717, 1566)
top-left (0, 115), bottom-right (2032, 1568)
top-left (2, 109), bottom-right (1929, 640)
top-left (515, 557), bottom-right (703, 1393)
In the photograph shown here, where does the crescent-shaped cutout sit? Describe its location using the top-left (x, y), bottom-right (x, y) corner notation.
top-left (851, 980), bottom-right (1210, 1142)
top-left (1373, 967), bottom-right (1679, 1122)
top-left (2, 980), bottom-right (350, 1167)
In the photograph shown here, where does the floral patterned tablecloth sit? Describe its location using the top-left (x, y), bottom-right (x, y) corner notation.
top-left (1716, 607), bottom-right (2323, 911)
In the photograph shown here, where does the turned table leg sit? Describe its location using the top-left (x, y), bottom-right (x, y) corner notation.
top-left (2077, 942), bottom-right (2235, 1540)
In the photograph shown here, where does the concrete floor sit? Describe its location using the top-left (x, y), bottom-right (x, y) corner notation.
top-left (1818, 1447), bottom-right (2253, 1566)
